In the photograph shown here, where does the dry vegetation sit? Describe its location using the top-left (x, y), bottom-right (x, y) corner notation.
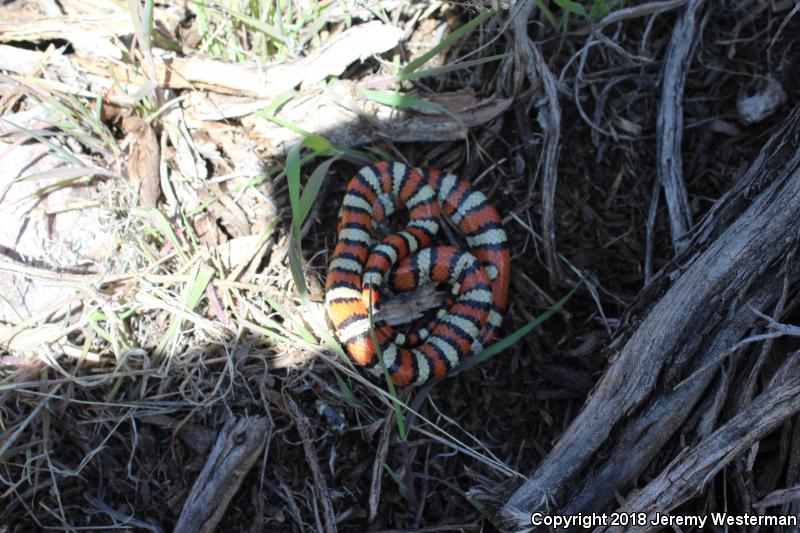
top-left (2, 0), bottom-right (800, 531)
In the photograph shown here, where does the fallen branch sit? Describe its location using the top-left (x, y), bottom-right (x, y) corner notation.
top-left (73, 21), bottom-right (401, 99)
top-left (606, 352), bottom-right (800, 532)
top-left (498, 106), bottom-right (800, 528)
top-left (235, 83), bottom-right (512, 157)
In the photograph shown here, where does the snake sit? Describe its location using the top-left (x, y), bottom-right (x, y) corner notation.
top-left (324, 161), bottom-right (510, 386)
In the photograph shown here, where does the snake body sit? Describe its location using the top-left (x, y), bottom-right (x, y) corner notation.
top-left (325, 162), bottom-right (510, 386)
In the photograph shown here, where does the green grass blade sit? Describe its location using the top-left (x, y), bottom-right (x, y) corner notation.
top-left (193, 0), bottom-right (212, 53)
top-left (359, 89), bottom-right (466, 135)
top-left (331, 371), bottom-right (358, 408)
top-left (401, 9), bottom-right (496, 75)
top-left (142, 0), bottom-right (154, 50)
top-left (434, 477), bottom-right (486, 514)
top-left (553, 0), bottom-right (588, 17)
top-left (368, 298), bottom-right (407, 441)
top-left (263, 90), bottom-right (298, 114)
top-left (16, 166), bottom-right (105, 184)
top-left (9, 168), bottom-right (112, 207)
top-left (395, 53), bottom-right (513, 82)
top-left (452, 277), bottom-right (586, 375)
top-left (382, 461), bottom-right (407, 493)
top-left (153, 264), bottom-right (215, 360)
top-left (287, 236), bottom-right (309, 303)
top-left (588, 0), bottom-right (612, 21)
top-left (286, 142), bottom-right (303, 245)
top-left (148, 208), bottom-right (189, 264)
top-left (263, 294), bottom-right (316, 344)
top-left (0, 118), bottom-right (84, 167)
top-left (256, 110), bottom-right (372, 161)
top-left (88, 312), bottom-right (113, 344)
top-left (298, 155), bottom-right (341, 227)
top-left (307, 308), bottom-right (360, 407)
top-left (360, 89), bottom-right (443, 111)
top-left (185, 265), bottom-right (215, 309)
top-left (105, 376), bottom-right (125, 403)
top-left (240, 319), bottom-right (293, 345)
top-left (534, 0), bottom-right (560, 29)
top-left (215, 3), bottom-right (286, 44)
top-left (285, 137), bottom-right (342, 305)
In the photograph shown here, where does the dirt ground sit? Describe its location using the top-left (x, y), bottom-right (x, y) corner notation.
top-left (2, 0), bottom-right (800, 531)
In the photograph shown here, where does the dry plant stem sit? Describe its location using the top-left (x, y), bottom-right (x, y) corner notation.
top-left (654, 0), bottom-right (704, 250)
top-left (369, 408), bottom-right (396, 523)
top-left (0, 253), bottom-right (277, 294)
top-left (644, 179), bottom-right (661, 283)
top-left (756, 484), bottom-right (800, 510)
top-left (605, 353), bottom-right (800, 533)
top-left (786, 420), bottom-right (800, 518)
top-left (174, 415), bottom-right (272, 533)
top-left (84, 492), bottom-right (163, 533)
top-left (589, 0), bottom-right (689, 33)
top-left (513, 2), bottom-right (563, 282)
top-left (283, 392), bottom-right (337, 533)
top-left (739, 268), bottom-right (793, 409)
top-left (500, 107), bottom-right (800, 526)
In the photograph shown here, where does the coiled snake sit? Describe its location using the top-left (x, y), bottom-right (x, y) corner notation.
top-left (325, 162), bottom-right (510, 385)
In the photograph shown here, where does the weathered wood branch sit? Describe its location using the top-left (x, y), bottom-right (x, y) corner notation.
top-left (605, 352), bottom-right (800, 532)
top-left (654, 0), bottom-right (704, 250)
top-left (498, 106), bottom-right (800, 529)
top-left (175, 416), bottom-right (272, 533)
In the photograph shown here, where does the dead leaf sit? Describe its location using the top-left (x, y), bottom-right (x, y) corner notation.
top-left (208, 182), bottom-right (251, 237)
top-left (123, 116), bottom-right (161, 208)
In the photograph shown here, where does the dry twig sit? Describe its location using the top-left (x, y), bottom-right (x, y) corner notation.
top-left (652, 0), bottom-right (705, 256)
top-left (512, 1), bottom-right (563, 282)
top-left (283, 392), bottom-right (337, 533)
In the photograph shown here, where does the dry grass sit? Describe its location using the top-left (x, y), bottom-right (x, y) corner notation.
top-left (1, 0), bottom-right (800, 531)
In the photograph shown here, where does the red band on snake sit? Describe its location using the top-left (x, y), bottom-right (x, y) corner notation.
top-left (325, 162), bottom-right (510, 386)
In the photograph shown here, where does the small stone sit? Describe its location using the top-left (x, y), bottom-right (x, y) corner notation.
top-left (737, 77), bottom-right (787, 125)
